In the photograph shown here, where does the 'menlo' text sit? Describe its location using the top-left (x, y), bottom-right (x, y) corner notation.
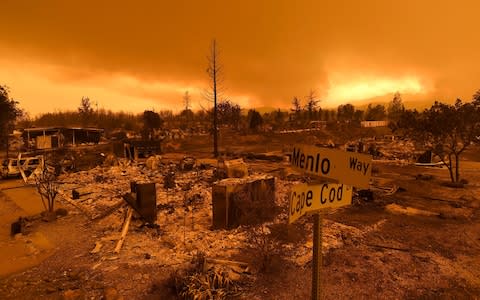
top-left (291, 147), bottom-right (331, 175)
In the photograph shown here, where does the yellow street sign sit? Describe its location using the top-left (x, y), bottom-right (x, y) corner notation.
top-left (289, 183), bottom-right (352, 224)
top-left (290, 144), bottom-right (372, 188)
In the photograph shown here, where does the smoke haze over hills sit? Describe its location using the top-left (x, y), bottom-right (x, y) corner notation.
top-left (1, 0), bottom-right (479, 115)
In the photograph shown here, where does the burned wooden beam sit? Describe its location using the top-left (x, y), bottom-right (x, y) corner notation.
top-left (72, 189), bottom-right (93, 200)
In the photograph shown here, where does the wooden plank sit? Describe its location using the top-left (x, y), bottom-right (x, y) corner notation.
top-left (114, 208), bottom-right (133, 254)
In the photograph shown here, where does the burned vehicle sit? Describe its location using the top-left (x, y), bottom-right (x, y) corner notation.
top-left (0, 156), bottom-right (44, 179)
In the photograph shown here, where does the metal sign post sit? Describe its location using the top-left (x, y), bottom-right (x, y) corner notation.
top-left (312, 213), bottom-right (322, 300)
top-left (288, 144), bottom-right (373, 300)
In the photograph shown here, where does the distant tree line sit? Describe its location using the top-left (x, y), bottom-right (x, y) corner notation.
top-left (286, 91), bottom-right (405, 128)
top-left (3, 80), bottom-right (480, 181)
top-left (2, 90), bottom-right (432, 135)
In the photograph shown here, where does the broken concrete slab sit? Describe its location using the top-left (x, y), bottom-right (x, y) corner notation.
top-left (223, 158), bottom-right (248, 178)
top-left (145, 155), bottom-right (161, 170)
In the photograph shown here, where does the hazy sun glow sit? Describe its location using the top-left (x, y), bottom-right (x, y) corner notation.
top-left (324, 76), bottom-right (426, 106)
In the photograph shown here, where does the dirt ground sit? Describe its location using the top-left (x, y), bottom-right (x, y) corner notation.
top-left (1, 135), bottom-right (480, 300)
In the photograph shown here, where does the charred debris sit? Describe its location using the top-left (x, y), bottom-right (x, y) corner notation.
top-left (2, 126), bottom-right (444, 298)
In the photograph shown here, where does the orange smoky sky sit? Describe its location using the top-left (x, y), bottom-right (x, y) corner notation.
top-left (1, 0), bottom-right (479, 116)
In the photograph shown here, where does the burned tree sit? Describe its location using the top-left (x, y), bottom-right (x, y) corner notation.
top-left (217, 100), bottom-right (241, 130)
top-left (305, 89), bottom-right (320, 120)
top-left (78, 96), bottom-right (94, 126)
top-left (180, 91), bottom-right (194, 128)
top-left (272, 109), bottom-right (287, 130)
top-left (35, 168), bottom-right (59, 218)
top-left (0, 85), bottom-right (22, 157)
top-left (248, 109), bottom-right (263, 132)
top-left (206, 39), bottom-right (223, 157)
top-left (290, 97), bottom-right (302, 124)
top-left (337, 103), bottom-right (355, 122)
top-left (142, 110), bottom-right (163, 140)
top-left (365, 103), bottom-right (386, 121)
top-left (183, 90), bottom-right (191, 111)
top-left (387, 92), bottom-right (405, 123)
top-left (397, 100), bottom-right (480, 182)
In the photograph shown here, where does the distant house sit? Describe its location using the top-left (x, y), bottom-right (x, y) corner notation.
top-left (360, 121), bottom-right (389, 128)
top-left (22, 127), bottom-right (104, 150)
top-left (122, 139), bottom-right (162, 160)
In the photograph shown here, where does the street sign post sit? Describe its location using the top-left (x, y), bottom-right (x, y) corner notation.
top-left (312, 213), bottom-right (322, 300)
top-left (290, 144), bottom-right (372, 188)
top-left (289, 183), bottom-right (352, 224)
top-left (289, 144), bottom-right (373, 300)
top-left (289, 182), bottom-right (352, 299)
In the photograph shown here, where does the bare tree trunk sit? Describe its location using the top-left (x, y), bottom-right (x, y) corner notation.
top-left (38, 192), bottom-right (48, 211)
top-left (447, 153), bottom-right (454, 183)
top-left (455, 153), bottom-right (460, 182)
top-left (49, 194), bottom-right (55, 212)
top-left (205, 39), bottom-right (224, 157)
top-left (435, 152), bottom-right (454, 183)
top-left (212, 40), bottom-right (219, 158)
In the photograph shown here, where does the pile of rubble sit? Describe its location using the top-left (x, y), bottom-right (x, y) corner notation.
top-left (53, 154), bottom-right (382, 287)
top-left (55, 158), bottom-right (254, 262)
top-left (345, 137), bottom-right (417, 163)
top-left (377, 139), bottom-right (416, 161)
